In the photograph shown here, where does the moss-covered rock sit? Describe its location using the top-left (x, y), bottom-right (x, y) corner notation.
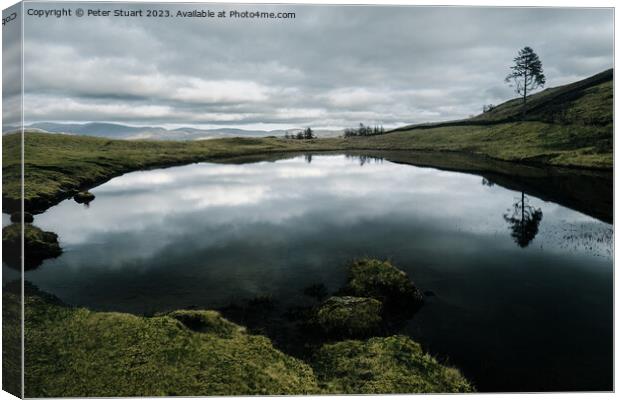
top-left (10, 211), bottom-right (34, 223)
top-left (17, 286), bottom-right (319, 397)
top-left (314, 296), bottom-right (382, 338)
top-left (2, 224), bottom-right (62, 270)
top-left (313, 335), bottom-right (473, 394)
top-left (73, 191), bottom-right (95, 204)
top-left (346, 258), bottom-right (423, 311)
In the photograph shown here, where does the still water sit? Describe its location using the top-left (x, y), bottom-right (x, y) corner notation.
top-left (4, 154), bottom-right (613, 391)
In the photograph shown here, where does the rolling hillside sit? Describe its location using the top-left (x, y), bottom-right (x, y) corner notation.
top-left (384, 69), bottom-right (613, 168)
top-left (394, 69), bottom-right (612, 130)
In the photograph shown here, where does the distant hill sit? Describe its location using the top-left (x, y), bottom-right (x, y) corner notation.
top-left (26, 122), bottom-right (168, 138)
top-left (3, 122), bottom-right (343, 140)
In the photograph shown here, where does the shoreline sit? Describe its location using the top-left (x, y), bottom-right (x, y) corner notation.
top-left (2, 131), bottom-right (612, 216)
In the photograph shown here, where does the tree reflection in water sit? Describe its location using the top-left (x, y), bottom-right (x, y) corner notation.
top-left (503, 191), bottom-right (543, 248)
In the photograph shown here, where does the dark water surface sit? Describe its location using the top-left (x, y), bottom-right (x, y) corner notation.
top-left (4, 154), bottom-right (613, 392)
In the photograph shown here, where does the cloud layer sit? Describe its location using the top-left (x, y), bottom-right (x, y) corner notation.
top-left (16, 4), bottom-right (614, 129)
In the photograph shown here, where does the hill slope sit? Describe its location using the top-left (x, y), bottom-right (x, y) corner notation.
top-left (383, 69), bottom-right (612, 168)
top-left (394, 69), bottom-right (613, 130)
top-left (472, 68), bottom-right (612, 125)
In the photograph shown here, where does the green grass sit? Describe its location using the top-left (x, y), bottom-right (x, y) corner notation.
top-left (382, 121), bottom-right (612, 168)
top-left (2, 282), bottom-right (21, 398)
top-left (6, 284), bottom-right (473, 397)
top-left (312, 336), bottom-right (473, 394)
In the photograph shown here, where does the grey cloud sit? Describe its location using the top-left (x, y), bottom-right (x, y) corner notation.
top-left (17, 3), bottom-right (614, 129)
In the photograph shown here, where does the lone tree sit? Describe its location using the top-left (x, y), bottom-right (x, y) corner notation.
top-left (505, 46), bottom-right (546, 117)
top-left (303, 127), bottom-right (315, 139)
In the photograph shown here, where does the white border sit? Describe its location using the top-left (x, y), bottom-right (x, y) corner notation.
top-left (0, 1), bottom-right (616, 400)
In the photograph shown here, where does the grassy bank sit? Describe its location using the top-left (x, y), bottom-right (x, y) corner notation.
top-left (377, 121), bottom-right (611, 168)
top-left (8, 280), bottom-right (471, 397)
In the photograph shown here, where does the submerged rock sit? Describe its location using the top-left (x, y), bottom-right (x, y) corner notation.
top-left (73, 191), bottom-right (95, 204)
top-left (2, 224), bottom-right (62, 270)
top-left (345, 258), bottom-right (423, 312)
top-left (314, 296), bottom-right (382, 338)
top-left (302, 283), bottom-right (329, 301)
top-left (312, 335), bottom-right (473, 394)
top-left (10, 211), bottom-right (34, 223)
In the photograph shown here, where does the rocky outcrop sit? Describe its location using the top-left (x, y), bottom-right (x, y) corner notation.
top-left (73, 191), bottom-right (95, 204)
top-left (10, 211), bottom-right (34, 223)
top-left (345, 258), bottom-right (423, 312)
top-left (2, 224), bottom-right (62, 270)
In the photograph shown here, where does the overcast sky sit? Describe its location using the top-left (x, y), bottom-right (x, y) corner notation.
top-left (9, 4), bottom-right (615, 130)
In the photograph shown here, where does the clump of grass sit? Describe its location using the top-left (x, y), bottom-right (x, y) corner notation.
top-left (312, 335), bottom-right (473, 394)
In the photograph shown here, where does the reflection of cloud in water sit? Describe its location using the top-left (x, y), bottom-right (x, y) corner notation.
top-left (33, 155), bottom-right (611, 260)
top-left (178, 185), bottom-right (269, 207)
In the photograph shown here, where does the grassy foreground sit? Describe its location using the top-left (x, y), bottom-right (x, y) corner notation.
top-left (8, 281), bottom-right (472, 397)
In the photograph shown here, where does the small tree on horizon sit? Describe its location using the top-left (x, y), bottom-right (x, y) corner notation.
top-left (505, 46), bottom-right (546, 118)
top-left (303, 127), bottom-right (314, 139)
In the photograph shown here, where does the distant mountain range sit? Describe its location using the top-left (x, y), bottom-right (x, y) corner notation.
top-left (2, 122), bottom-right (343, 140)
